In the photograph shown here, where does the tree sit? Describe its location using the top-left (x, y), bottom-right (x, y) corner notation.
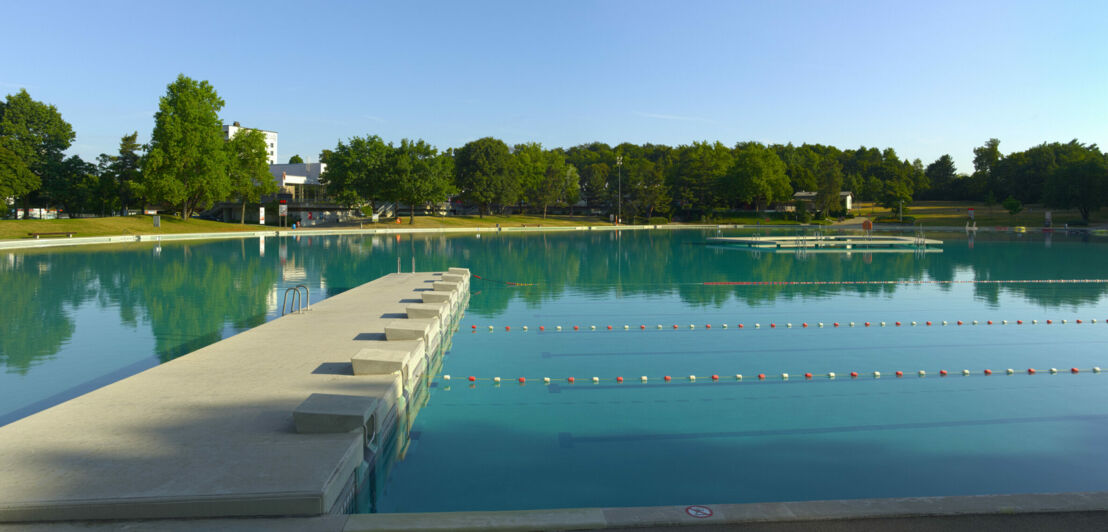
top-left (1002, 195), bottom-right (1023, 215)
top-left (580, 162), bottom-right (609, 209)
top-left (722, 143), bottom-right (790, 211)
top-left (815, 156), bottom-right (843, 215)
top-left (389, 139), bottom-right (454, 223)
top-left (529, 149), bottom-right (579, 218)
top-left (454, 137), bottom-right (511, 216)
top-left (1044, 147), bottom-right (1107, 223)
top-left (0, 146), bottom-right (37, 210)
top-left (923, 155), bottom-right (957, 200)
top-left (0, 89), bottom-right (75, 208)
top-left (880, 178), bottom-right (913, 216)
top-left (672, 141), bottom-right (732, 212)
top-left (320, 135), bottom-right (392, 210)
top-left (973, 138), bottom-right (1002, 200)
top-left (142, 75), bottom-right (229, 219)
top-left (111, 132), bottom-right (143, 214)
top-left (288, 154), bottom-right (304, 164)
top-left (226, 129), bottom-right (277, 223)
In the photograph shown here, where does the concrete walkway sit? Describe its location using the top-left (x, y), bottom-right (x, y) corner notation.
top-left (0, 271), bottom-right (465, 523)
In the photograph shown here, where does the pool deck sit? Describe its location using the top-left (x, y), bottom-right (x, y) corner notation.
top-left (0, 269), bottom-right (470, 523)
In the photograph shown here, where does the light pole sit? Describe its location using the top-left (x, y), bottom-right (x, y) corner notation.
top-left (616, 155), bottom-right (622, 225)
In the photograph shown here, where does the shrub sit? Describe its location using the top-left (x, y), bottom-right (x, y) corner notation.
top-left (648, 216), bottom-right (670, 225)
top-left (1002, 196), bottom-right (1023, 215)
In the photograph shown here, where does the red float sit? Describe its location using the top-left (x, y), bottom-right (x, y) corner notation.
top-left (519, 377), bottom-right (526, 383)
top-left (804, 373), bottom-right (813, 379)
top-left (664, 375), bottom-right (672, 382)
top-left (711, 374), bottom-right (719, 380)
top-left (505, 326), bottom-right (510, 331)
top-left (984, 369), bottom-right (992, 375)
top-left (616, 376), bottom-right (623, 383)
top-left (850, 371), bottom-right (858, 378)
top-left (895, 371), bottom-right (903, 377)
top-left (468, 376), bottom-right (476, 382)
top-left (567, 377), bottom-right (575, 383)
top-left (758, 373), bottom-right (766, 380)
top-left (926, 321), bottom-right (932, 326)
top-left (1028, 368), bottom-right (1036, 374)
top-left (940, 370), bottom-right (948, 376)
top-left (1072, 368), bottom-right (1080, 374)
top-left (706, 324), bottom-right (711, 329)
top-left (539, 326), bottom-right (545, 331)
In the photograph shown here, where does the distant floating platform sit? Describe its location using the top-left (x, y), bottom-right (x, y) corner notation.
top-left (708, 235), bottom-right (942, 253)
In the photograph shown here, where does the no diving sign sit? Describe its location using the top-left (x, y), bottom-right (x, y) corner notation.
top-left (685, 505), bottom-right (714, 518)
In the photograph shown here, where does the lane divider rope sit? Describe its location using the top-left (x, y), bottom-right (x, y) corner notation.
top-left (441, 367), bottom-right (1102, 385)
top-left (471, 318), bottom-right (1102, 332)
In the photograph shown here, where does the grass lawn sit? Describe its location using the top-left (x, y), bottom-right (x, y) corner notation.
top-left (0, 211), bottom-right (835, 242)
top-left (0, 215), bottom-right (267, 241)
top-left (367, 214), bottom-right (605, 228)
top-left (855, 201), bottom-right (1107, 227)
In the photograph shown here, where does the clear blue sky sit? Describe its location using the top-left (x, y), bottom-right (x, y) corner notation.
top-left (2, 0), bottom-right (1105, 172)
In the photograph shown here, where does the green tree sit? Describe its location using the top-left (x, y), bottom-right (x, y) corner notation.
top-left (722, 142), bottom-right (790, 211)
top-left (672, 141), bottom-right (732, 212)
top-left (1044, 146), bottom-right (1107, 223)
top-left (41, 155), bottom-right (97, 215)
top-left (320, 135), bottom-right (393, 210)
top-left (142, 75), bottom-right (229, 219)
top-left (389, 139), bottom-right (454, 223)
top-left (111, 132), bottom-right (143, 213)
top-left (923, 154), bottom-right (957, 200)
top-left (580, 162), bottom-right (610, 209)
top-left (288, 154), bottom-right (304, 164)
top-left (815, 156), bottom-right (843, 215)
top-left (454, 137), bottom-right (511, 216)
top-left (226, 128), bottom-right (277, 224)
top-left (973, 138), bottom-right (1002, 200)
top-left (1002, 195), bottom-right (1023, 215)
top-left (0, 146), bottom-right (37, 211)
top-left (530, 149), bottom-right (579, 218)
top-left (0, 89), bottom-right (75, 209)
top-left (880, 179), bottom-right (913, 217)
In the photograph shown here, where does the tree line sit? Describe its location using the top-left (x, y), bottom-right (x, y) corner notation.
top-left (0, 76), bottom-right (279, 220)
top-left (3, 74), bottom-right (1107, 222)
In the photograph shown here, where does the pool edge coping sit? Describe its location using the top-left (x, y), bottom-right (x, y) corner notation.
top-left (343, 490), bottom-right (1108, 531)
top-left (0, 223), bottom-right (1028, 251)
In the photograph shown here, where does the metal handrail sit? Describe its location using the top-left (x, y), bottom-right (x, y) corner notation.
top-left (281, 285), bottom-right (310, 316)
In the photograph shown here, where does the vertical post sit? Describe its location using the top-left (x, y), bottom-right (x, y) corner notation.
top-left (616, 156), bottom-right (622, 225)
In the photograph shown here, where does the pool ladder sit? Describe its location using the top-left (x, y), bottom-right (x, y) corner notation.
top-left (281, 285), bottom-right (310, 315)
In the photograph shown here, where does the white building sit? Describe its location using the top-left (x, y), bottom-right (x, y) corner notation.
top-left (268, 162), bottom-right (326, 199)
top-left (223, 121), bottom-right (278, 164)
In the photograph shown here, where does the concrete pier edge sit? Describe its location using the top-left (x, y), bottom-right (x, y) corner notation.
top-left (0, 269), bottom-right (470, 524)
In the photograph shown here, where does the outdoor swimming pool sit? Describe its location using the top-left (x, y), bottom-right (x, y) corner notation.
top-left (3, 229), bottom-right (1108, 512)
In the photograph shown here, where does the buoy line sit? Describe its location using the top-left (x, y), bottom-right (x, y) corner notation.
top-left (439, 367), bottom-right (1102, 385)
top-left (703, 279), bottom-right (1108, 286)
top-left (471, 318), bottom-right (1101, 332)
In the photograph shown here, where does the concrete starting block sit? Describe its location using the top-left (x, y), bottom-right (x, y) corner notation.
top-left (293, 393), bottom-right (379, 448)
top-left (406, 303), bottom-right (448, 326)
top-left (420, 290), bottom-right (453, 304)
top-left (432, 281), bottom-right (461, 293)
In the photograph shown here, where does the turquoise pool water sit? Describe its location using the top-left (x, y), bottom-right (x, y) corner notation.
top-left (3, 229), bottom-right (1108, 511)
